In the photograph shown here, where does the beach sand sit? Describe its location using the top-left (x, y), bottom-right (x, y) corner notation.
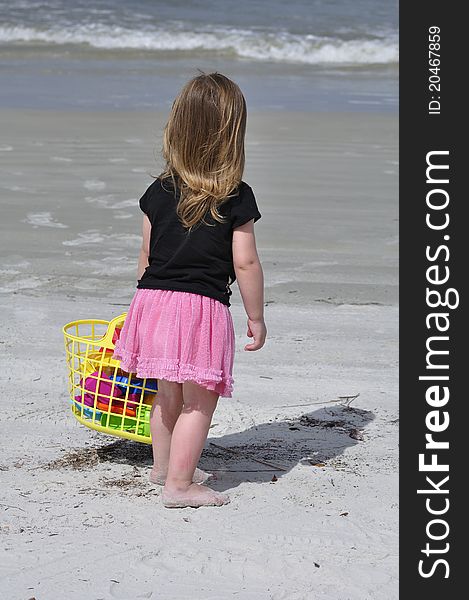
top-left (0, 109), bottom-right (398, 599)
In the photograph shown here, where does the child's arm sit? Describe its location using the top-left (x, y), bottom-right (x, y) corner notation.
top-left (232, 219), bottom-right (267, 351)
top-left (137, 215), bottom-right (151, 280)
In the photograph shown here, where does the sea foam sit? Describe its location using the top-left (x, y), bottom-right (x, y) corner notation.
top-left (0, 24), bottom-right (398, 65)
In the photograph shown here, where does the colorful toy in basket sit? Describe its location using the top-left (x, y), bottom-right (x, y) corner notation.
top-left (72, 399), bottom-right (103, 421)
top-left (82, 351), bottom-right (120, 379)
top-left (63, 312), bottom-right (158, 444)
top-left (77, 371), bottom-right (138, 417)
top-left (112, 374), bottom-right (157, 395)
top-left (101, 405), bottom-right (151, 438)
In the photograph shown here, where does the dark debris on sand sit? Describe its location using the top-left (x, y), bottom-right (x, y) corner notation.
top-left (43, 440), bottom-right (153, 472)
top-left (43, 448), bottom-right (100, 471)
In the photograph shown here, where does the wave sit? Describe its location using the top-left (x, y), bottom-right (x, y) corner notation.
top-left (0, 23), bottom-right (398, 65)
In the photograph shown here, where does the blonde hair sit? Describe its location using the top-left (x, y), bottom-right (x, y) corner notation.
top-left (159, 72), bottom-right (247, 230)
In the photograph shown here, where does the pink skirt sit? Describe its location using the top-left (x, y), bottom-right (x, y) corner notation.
top-left (112, 289), bottom-right (235, 398)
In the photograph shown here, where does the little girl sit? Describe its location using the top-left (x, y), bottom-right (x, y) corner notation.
top-left (112, 72), bottom-right (266, 509)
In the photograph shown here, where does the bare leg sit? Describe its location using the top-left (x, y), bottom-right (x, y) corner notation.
top-left (149, 379), bottom-right (215, 485)
top-left (149, 379), bottom-right (183, 481)
top-left (162, 381), bottom-right (230, 508)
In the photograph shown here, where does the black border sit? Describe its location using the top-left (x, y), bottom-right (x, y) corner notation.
top-left (400, 3), bottom-right (464, 593)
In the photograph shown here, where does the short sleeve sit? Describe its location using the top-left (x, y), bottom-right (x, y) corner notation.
top-left (231, 183), bottom-right (262, 229)
top-left (139, 178), bottom-right (163, 220)
top-left (139, 183), bottom-right (152, 216)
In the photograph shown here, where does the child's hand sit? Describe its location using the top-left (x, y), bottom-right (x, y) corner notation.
top-left (245, 318), bottom-right (267, 351)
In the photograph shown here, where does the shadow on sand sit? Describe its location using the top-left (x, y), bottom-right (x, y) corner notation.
top-left (90, 405), bottom-right (375, 491)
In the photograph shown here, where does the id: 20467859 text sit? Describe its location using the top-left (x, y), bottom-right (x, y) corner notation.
top-left (428, 26), bottom-right (441, 115)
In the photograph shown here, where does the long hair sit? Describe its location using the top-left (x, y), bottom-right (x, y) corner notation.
top-left (159, 72), bottom-right (247, 230)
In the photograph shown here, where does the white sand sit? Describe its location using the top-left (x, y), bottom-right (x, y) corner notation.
top-left (0, 109), bottom-right (398, 599)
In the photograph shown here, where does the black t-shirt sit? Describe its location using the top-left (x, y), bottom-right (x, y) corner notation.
top-left (137, 177), bottom-right (261, 306)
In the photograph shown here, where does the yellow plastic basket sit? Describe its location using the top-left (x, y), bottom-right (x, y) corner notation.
top-left (62, 313), bottom-right (157, 444)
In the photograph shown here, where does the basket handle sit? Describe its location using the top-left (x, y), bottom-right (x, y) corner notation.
top-left (98, 313), bottom-right (127, 350)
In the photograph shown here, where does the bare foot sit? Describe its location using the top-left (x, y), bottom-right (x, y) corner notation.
top-left (149, 467), bottom-right (216, 486)
top-left (162, 483), bottom-right (230, 508)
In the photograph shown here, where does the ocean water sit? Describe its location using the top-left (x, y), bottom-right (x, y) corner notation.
top-left (0, 0), bottom-right (398, 112)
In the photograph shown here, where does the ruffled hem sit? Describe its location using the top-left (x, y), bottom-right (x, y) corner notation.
top-left (112, 344), bottom-right (233, 398)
